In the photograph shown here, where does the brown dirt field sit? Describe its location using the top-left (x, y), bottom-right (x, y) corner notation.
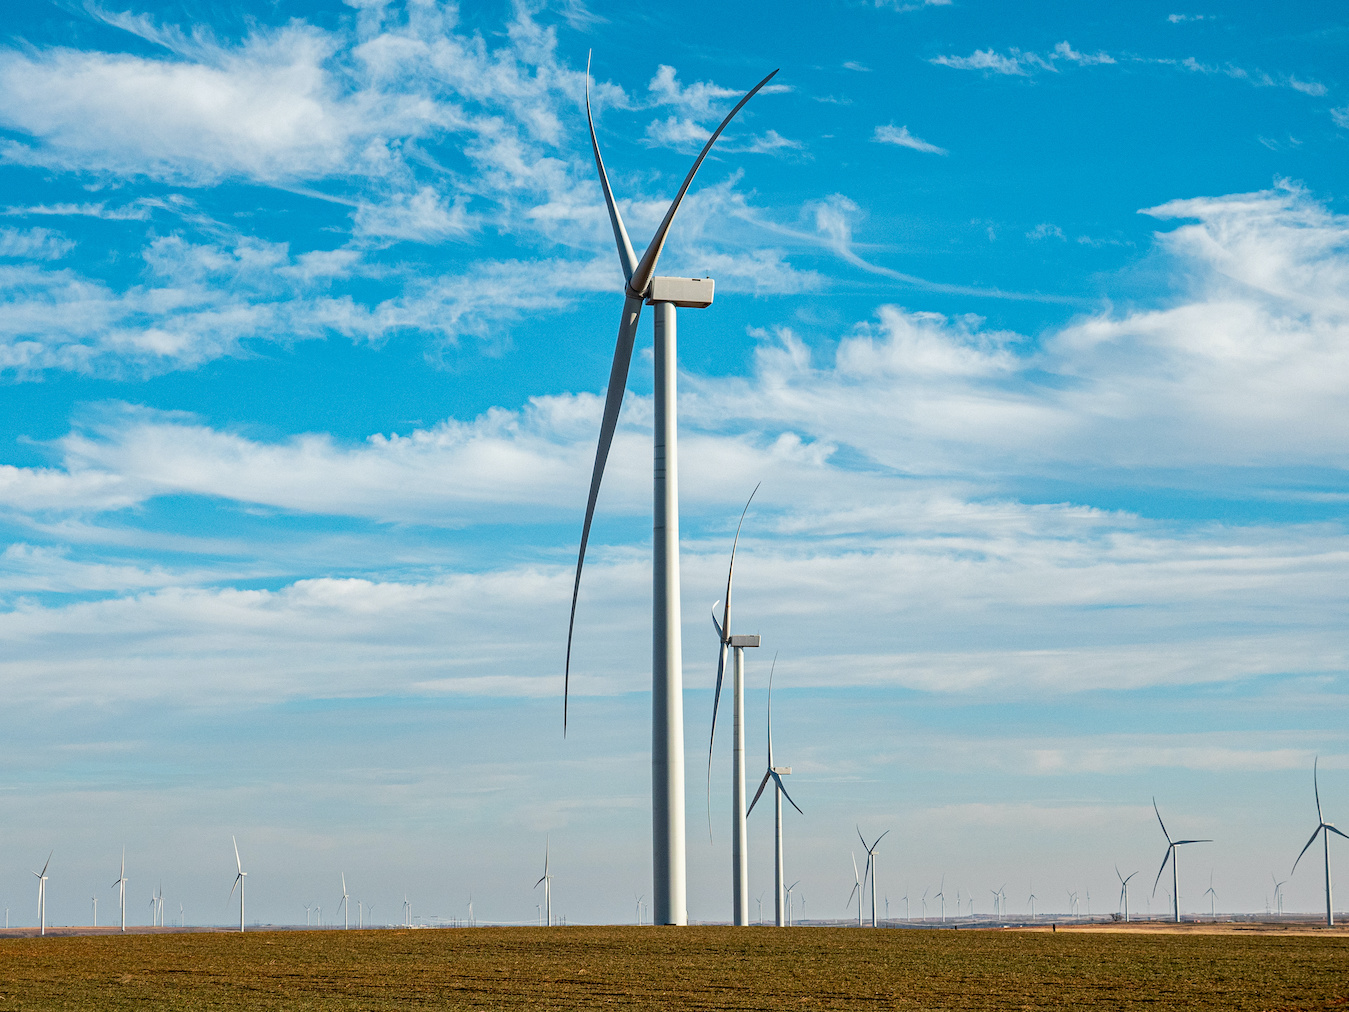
top-left (0, 924), bottom-right (1346, 1010)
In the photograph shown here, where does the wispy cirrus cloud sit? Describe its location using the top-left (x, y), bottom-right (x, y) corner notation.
top-left (873, 123), bottom-right (947, 154)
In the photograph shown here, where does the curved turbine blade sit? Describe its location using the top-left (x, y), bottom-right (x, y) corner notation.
top-left (707, 637), bottom-right (728, 842)
top-left (1152, 846), bottom-right (1173, 897)
top-left (872, 829), bottom-right (891, 850)
top-left (1327, 825), bottom-right (1349, 841)
top-left (857, 825), bottom-right (867, 851)
top-left (1115, 863), bottom-right (1124, 885)
top-left (1173, 839), bottom-right (1213, 846)
top-left (1124, 872), bottom-right (1138, 884)
top-left (585, 54), bottom-right (638, 282)
top-left (626, 70), bottom-right (779, 299)
top-left (766, 653), bottom-right (777, 766)
top-left (746, 769), bottom-right (773, 816)
top-left (1292, 825), bottom-right (1323, 875)
top-left (232, 836), bottom-right (242, 874)
top-left (772, 771), bottom-right (803, 815)
top-left (564, 294), bottom-right (644, 733)
top-left (39, 850), bottom-right (52, 877)
top-left (1153, 798), bottom-right (1172, 845)
top-left (718, 482), bottom-right (760, 646)
top-left (1314, 756), bottom-right (1323, 825)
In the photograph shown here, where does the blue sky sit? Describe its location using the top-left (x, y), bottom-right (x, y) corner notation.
top-left (0, 0), bottom-right (1347, 928)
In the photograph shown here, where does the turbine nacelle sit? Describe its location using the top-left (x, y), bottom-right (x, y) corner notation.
top-left (643, 276), bottom-right (714, 308)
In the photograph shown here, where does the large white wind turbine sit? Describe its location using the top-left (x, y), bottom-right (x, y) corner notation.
top-left (856, 828), bottom-right (890, 928)
top-left (1151, 798), bottom-right (1211, 924)
top-left (33, 851), bottom-right (51, 936)
top-left (112, 850), bottom-right (128, 933)
top-left (564, 57), bottom-right (778, 927)
top-left (229, 836), bottom-right (247, 933)
top-left (535, 844), bottom-right (554, 927)
top-left (747, 657), bottom-right (802, 927)
top-left (338, 874), bottom-right (350, 930)
top-left (91, 895), bottom-right (97, 928)
top-left (1115, 866), bottom-right (1137, 923)
top-left (1291, 757), bottom-right (1347, 927)
top-left (708, 485), bottom-right (761, 927)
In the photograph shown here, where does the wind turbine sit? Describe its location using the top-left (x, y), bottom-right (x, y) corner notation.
top-left (920, 887), bottom-right (928, 920)
top-left (1291, 757), bottom-right (1347, 927)
top-left (1028, 884), bottom-right (1036, 921)
top-left (1152, 798), bottom-right (1211, 924)
top-left (747, 657), bottom-right (802, 927)
top-left (856, 828), bottom-right (889, 928)
top-left (1204, 872), bottom-right (1217, 919)
top-left (564, 56), bottom-right (779, 927)
top-left (338, 874), bottom-right (350, 930)
top-left (989, 888), bottom-right (1000, 918)
top-left (847, 855), bottom-right (863, 927)
top-left (112, 850), bottom-right (128, 933)
top-left (635, 894), bottom-right (644, 925)
top-left (901, 887), bottom-right (910, 920)
top-left (304, 903), bottom-right (311, 927)
top-left (1115, 866), bottom-right (1138, 923)
top-left (1271, 873), bottom-right (1287, 917)
top-left (91, 895), bottom-right (97, 928)
top-left (708, 484), bottom-right (761, 926)
top-left (785, 880), bottom-right (800, 927)
top-left (535, 844), bottom-right (553, 927)
top-left (936, 877), bottom-right (945, 923)
top-left (33, 851), bottom-right (51, 936)
top-left (229, 836), bottom-right (247, 933)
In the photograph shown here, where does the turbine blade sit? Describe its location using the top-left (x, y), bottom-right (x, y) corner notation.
top-left (766, 654), bottom-right (777, 765)
top-left (1153, 798), bottom-right (1172, 845)
top-left (772, 771), bottom-right (803, 814)
top-left (627, 70), bottom-right (779, 298)
top-left (711, 602), bottom-right (724, 641)
top-left (564, 294), bottom-right (644, 733)
top-left (1314, 756), bottom-right (1324, 825)
top-left (1173, 839), bottom-right (1213, 846)
top-left (747, 769), bottom-right (772, 816)
top-left (1292, 826), bottom-right (1322, 874)
top-left (585, 53), bottom-right (638, 282)
top-left (857, 825), bottom-right (867, 850)
top-left (1115, 863), bottom-right (1123, 885)
top-left (1327, 825), bottom-right (1349, 841)
top-left (39, 850), bottom-right (52, 877)
top-left (719, 482), bottom-right (760, 643)
top-left (707, 639), bottom-right (728, 841)
top-left (1152, 847), bottom-right (1172, 897)
top-left (873, 829), bottom-right (891, 849)
top-left (233, 835), bottom-right (242, 873)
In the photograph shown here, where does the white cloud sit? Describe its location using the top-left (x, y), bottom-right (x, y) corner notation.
top-left (1333, 107), bottom-right (1349, 129)
top-left (931, 48), bottom-right (1031, 76)
top-left (0, 227), bottom-right (75, 260)
top-left (1052, 41), bottom-right (1115, 66)
top-left (1026, 223), bottom-right (1066, 240)
top-left (873, 124), bottom-right (948, 155)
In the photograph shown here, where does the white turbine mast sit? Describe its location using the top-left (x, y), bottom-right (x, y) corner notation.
top-left (747, 656), bottom-right (803, 927)
top-left (229, 836), bottom-right (247, 933)
top-left (708, 484), bottom-right (761, 927)
top-left (1151, 798), bottom-right (1211, 924)
top-left (564, 55), bottom-right (779, 927)
top-left (112, 849), bottom-right (129, 933)
top-left (33, 851), bottom-right (51, 937)
top-left (1291, 757), bottom-right (1347, 927)
top-left (339, 873), bottom-right (350, 930)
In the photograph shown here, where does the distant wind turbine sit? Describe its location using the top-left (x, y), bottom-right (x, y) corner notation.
top-left (1115, 866), bottom-right (1138, 923)
top-left (33, 851), bottom-right (51, 936)
top-left (856, 828), bottom-right (890, 928)
top-left (565, 56), bottom-right (780, 926)
top-left (847, 855), bottom-right (863, 927)
top-left (785, 880), bottom-right (800, 927)
top-left (747, 656), bottom-right (802, 927)
top-left (535, 844), bottom-right (553, 927)
top-left (1028, 883), bottom-right (1036, 921)
top-left (112, 850), bottom-right (128, 933)
top-left (1204, 872), bottom-right (1217, 918)
top-left (91, 895), bottom-right (97, 928)
top-left (1271, 873), bottom-right (1287, 917)
top-left (936, 877), bottom-right (946, 923)
top-left (338, 874), bottom-right (350, 930)
top-left (1291, 757), bottom-right (1347, 927)
top-left (229, 836), bottom-right (247, 933)
top-left (708, 484), bottom-right (761, 927)
top-left (1152, 798), bottom-right (1211, 923)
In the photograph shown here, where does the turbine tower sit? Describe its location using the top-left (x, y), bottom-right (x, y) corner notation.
top-left (1291, 757), bottom-right (1347, 927)
top-left (33, 851), bottom-right (51, 936)
top-left (708, 484), bottom-right (761, 927)
top-left (747, 657), bottom-right (802, 927)
top-left (339, 874), bottom-right (350, 930)
top-left (1152, 798), bottom-right (1211, 924)
top-left (564, 57), bottom-right (778, 927)
top-left (1115, 865), bottom-right (1137, 923)
top-left (857, 828), bottom-right (890, 928)
top-left (229, 836), bottom-right (247, 933)
top-left (112, 850), bottom-right (128, 933)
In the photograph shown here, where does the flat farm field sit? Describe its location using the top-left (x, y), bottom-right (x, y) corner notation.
top-left (1, 924), bottom-right (1346, 1010)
